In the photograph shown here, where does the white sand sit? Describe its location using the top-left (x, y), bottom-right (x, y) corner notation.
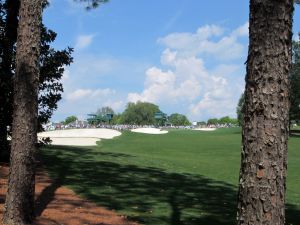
top-left (131, 128), bottom-right (168, 134)
top-left (193, 128), bottom-right (217, 131)
top-left (38, 128), bottom-right (121, 146)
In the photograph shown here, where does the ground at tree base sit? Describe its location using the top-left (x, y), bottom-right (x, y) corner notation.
top-left (0, 163), bottom-right (139, 225)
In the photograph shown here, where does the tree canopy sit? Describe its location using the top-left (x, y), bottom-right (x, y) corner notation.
top-left (64, 115), bottom-right (78, 125)
top-left (96, 106), bottom-right (114, 116)
top-left (121, 101), bottom-right (160, 125)
top-left (236, 93), bottom-right (245, 126)
top-left (169, 113), bottom-right (191, 126)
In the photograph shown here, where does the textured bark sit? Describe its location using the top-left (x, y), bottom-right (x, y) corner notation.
top-left (2, 0), bottom-right (42, 224)
top-left (237, 1), bottom-right (293, 225)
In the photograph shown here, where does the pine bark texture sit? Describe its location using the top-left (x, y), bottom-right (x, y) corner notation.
top-left (237, 1), bottom-right (293, 225)
top-left (3, 0), bottom-right (42, 224)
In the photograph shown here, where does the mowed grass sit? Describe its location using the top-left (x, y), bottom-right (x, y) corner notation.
top-left (41, 128), bottom-right (300, 225)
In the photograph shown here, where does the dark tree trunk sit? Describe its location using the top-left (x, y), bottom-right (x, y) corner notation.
top-left (0, 0), bottom-right (19, 162)
top-left (2, 0), bottom-right (42, 224)
top-left (237, 1), bottom-right (293, 225)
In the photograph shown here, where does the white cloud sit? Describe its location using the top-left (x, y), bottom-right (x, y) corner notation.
top-left (231, 22), bottom-right (249, 37)
top-left (62, 68), bottom-right (70, 82)
top-left (67, 88), bottom-right (116, 101)
top-left (158, 22), bottom-right (248, 61)
top-left (128, 23), bottom-right (247, 120)
top-left (75, 34), bottom-right (95, 50)
top-left (103, 100), bottom-right (124, 111)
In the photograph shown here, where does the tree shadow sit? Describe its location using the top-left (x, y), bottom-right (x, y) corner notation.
top-left (41, 146), bottom-right (300, 225)
top-left (34, 163), bottom-right (68, 216)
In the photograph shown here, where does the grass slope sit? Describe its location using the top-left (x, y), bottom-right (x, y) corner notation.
top-left (41, 128), bottom-right (300, 225)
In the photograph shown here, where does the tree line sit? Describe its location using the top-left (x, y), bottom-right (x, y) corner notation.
top-left (83, 102), bottom-right (191, 126)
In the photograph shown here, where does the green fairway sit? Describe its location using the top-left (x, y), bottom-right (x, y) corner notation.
top-left (41, 128), bottom-right (300, 225)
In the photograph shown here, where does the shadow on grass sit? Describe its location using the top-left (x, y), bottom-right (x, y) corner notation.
top-left (290, 130), bottom-right (300, 138)
top-left (40, 145), bottom-right (300, 225)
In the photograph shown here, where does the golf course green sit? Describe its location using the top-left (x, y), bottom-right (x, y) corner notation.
top-left (41, 128), bottom-right (300, 225)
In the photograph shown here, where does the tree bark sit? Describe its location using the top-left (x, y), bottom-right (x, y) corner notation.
top-left (237, 1), bottom-right (293, 225)
top-left (2, 0), bottom-right (42, 224)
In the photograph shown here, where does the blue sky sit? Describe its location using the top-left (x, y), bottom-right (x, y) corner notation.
top-left (44, 0), bottom-right (300, 122)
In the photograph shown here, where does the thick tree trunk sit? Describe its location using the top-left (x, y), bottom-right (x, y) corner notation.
top-left (2, 0), bottom-right (42, 224)
top-left (0, 0), bottom-right (19, 162)
top-left (237, 1), bottom-right (293, 225)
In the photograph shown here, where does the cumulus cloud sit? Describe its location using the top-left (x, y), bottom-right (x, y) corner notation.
top-left (128, 23), bottom-right (247, 120)
top-left (67, 88), bottom-right (116, 101)
top-left (75, 34), bottom-right (94, 50)
top-left (158, 22), bottom-right (248, 61)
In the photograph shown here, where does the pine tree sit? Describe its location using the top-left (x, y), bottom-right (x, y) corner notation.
top-left (3, 0), bottom-right (43, 223)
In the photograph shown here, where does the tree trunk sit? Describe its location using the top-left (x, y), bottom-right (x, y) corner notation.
top-left (237, 1), bottom-right (293, 225)
top-left (2, 0), bottom-right (42, 224)
top-left (0, 0), bottom-right (19, 162)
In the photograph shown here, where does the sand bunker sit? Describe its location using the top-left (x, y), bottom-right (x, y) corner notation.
top-left (131, 128), bottom-right (168, 134)
top-left (193, 128), bottom-right (217, 131)
top-left (38, 128), bottom-right (121, 146)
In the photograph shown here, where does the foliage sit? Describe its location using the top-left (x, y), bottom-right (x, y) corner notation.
top-left (120, 101), bottom-right (160, 125)
top-left (290, 34), bottom-right (300, 124)
top-left (64, 115), bottom-right (78, 125)
top-left (0, 0), bottom-right (73, 134)
top-left (110, 113), bottom-right (122, 125)
top-left (38, 24), bottom-right (73, 131)
top-left (207, 116), bottom-right (238, 126)
top-left (197, 121), bottom-right (207, 126)
top-left (96, 106), bottom-right (114, 116)
top-left (168, 113), bottom-right (191, 126)
top-left (236, 93), bottom-right (245, 126)
top-left (207, 118), bottom-right (219, 125)
top-left (42, 128), bottom-right (300, 225)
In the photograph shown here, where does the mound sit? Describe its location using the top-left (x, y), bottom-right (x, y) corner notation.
top-left (38, 128), bottom-right (121, 146)
top-left (131, 128), bottom-right (168, 134)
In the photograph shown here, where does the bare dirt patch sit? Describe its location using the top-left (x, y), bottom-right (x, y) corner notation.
top-left (0, 163), bottom-right (139, 225)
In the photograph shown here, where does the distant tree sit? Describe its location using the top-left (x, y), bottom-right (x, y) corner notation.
top-left (218, 116), bottom-right (231, 124)
top-left (169, 113), bottom-right (191, 126)
top-left (197, 121), bottom-right (207, 126)
top-left (110, 113), bottom-right (122, 125)
top-left (64, 115), bottom-right (78, 125)
top-left (121, 101), bottom-right (160, 125)
top-left (290, 34), bottom-right (300, 125)
top-left (236, 93), bottom-right (245, 126)
top-left (96, 106), bottom-right (114, 116)
top-left (207, 118), bottom-right (219, 125)
top-left (237, 0), bottom-right (293, 224)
